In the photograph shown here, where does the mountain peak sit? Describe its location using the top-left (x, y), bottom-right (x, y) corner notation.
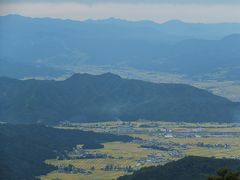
top-left (0, 73), bottom-right (238, 124)
top-left (99, 72), bottom-right (121, 79)
top-left (163, 19), bottom-right (185, 25)
top-left (66, 73), bottom-right (121, 81)
top-left (85, 17), bottom-right (128, 24)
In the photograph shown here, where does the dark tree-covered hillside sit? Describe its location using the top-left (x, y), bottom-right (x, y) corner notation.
top-left (0, 124), bottom-right (132, 180)
top-left (0, 73), bottom-right (239, 124)
top-left (118, 156), bottom-right (240, 180)
top-left (208, 168), bottom-right (240, 180)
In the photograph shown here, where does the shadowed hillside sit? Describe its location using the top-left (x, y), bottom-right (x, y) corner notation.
top-left (118, 156), bottom-right (240, 180)
top-left (0, 73), bottom-right (239, 124)
top-left (0, 124), bottom-right (132, 180)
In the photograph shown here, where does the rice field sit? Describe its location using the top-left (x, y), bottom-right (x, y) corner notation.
top-left (42, 121), bottom-right (240, 180)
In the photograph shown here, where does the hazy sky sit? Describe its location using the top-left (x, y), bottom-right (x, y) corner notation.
top-left (0, 0), bottom-right (240, 23)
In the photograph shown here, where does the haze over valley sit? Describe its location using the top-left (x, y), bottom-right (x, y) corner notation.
top-left (1, 14), bottom-right (240, 102)
top-left (1, 0), bottom-right (240, 179)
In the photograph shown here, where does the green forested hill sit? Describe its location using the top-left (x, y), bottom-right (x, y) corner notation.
top-left (0, 124), bottom-right (132, 180)
top-left (118, 156), bottom-right (240, 180)
top-left (0, 73), bottom-right (239, 124)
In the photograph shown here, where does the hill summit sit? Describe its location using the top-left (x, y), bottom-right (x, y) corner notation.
top-left (0, 73), bottom-right (239, 124)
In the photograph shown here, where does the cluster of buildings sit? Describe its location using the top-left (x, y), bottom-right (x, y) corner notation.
top-left (102, 164), bottom-right (133, 172)
top-left (69, 146), bottom-right (111, 159)
top-left (168, 150), bottom-right (185, 158)
top-left (134, 139), bottom-right (188, 152)
top-left (57, 164), bottom-right (91, 174)
top-left (136, 153), bottom-right (170, 165)
top-left (150, 128), bottom-right (203, 139)
top-left (196, 142), bottom-right (230, 149)
top-left (56, 121), bottom-right (240, 175)
top-left (227, 156), bottom-right (240, 160)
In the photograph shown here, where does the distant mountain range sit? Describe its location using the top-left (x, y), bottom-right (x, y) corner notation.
top-left (0, 73), bottom-right (239, 124)
top-left (1, 15), bottom-right (240, 79)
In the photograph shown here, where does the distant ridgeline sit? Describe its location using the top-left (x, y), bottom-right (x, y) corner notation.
top-left (0, 73), bottom-right (239, 124)
top-left (118, 156), bottom-right (240, 180)
top-left (0, 124), bottom-right (132, 180)
top-left (1, 15), bottom-right (240, 80)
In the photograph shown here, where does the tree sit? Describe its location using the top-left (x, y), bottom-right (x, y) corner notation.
top-left (208, 168), bottom-right (240, 180)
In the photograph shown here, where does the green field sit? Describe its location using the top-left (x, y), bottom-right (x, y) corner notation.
top-left (42, 121), bottom-right (240, 180)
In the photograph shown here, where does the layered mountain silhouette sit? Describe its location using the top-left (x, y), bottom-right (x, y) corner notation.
top-left (1, 15), bottom-right (240, 79)
top-left (0, 73), bottom-right (239, 124)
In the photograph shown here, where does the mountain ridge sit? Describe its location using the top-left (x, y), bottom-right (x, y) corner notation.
top-left (0, 73), bottom-right (239, 124)
top-left (3, 14), bottom-right (240, 26)
top-left (1, 14), bottom-right (240, 79)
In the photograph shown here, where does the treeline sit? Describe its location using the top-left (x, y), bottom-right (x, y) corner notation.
top-left (118, 156), bottom-right (240, 180)
top-left (208, 168), bottom-right (240, 180)
top-left (0, 124), bottom-right (132, 180)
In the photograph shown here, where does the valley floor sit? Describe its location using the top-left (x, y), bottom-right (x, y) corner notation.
top-left (41, 121), bottom-right (240, 180)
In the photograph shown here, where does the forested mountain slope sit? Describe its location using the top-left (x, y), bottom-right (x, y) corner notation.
top-left (0, 73), bottom-right (239, 124)
top-left (118, 156), bottom-right (240, 180)
top-left (0, 124), bottom-right (132, 180)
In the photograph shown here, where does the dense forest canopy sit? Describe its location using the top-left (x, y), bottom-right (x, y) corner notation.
top-left (0, 73), bottom-right (239, 124)
top-left (118, 156), bottom-right (240, 180)
top-left (0, 124), bottom-right (133, 180)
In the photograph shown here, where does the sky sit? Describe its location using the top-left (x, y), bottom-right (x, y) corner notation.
top-left (0, 0), bottom-right (240, 23)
